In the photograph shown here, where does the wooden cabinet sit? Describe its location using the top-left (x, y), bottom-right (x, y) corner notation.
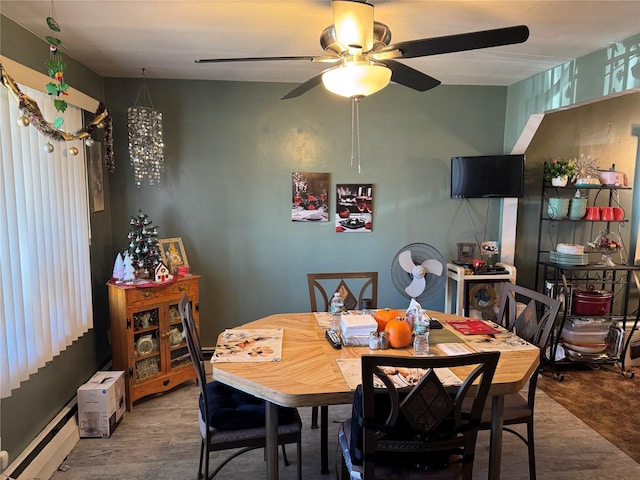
top-left (107, 275), bottom-right (200, 410)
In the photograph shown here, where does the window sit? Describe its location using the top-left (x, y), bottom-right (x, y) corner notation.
top-left (0, 83), bottom-right (93, 398)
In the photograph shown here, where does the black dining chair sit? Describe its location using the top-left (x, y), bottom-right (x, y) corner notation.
top-left (338, 352), bottom-right (500, 480)
top-left (306, 271), bottom-right (378, 473)
top-left (178, 293), bottom-right (302, 479)
top-left (476, 283), bottom-right (561, 480)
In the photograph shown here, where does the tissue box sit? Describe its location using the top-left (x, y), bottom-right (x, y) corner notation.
top-left (340, 314), bottom-right (378, 338)
top-left (77, 371), bottom-right (126, 438)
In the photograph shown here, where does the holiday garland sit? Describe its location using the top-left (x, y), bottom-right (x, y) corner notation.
top-left (0, 63), bottom-right (115, 173)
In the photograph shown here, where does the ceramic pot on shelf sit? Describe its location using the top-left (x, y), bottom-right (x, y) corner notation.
top-left (548, 198), bottom-right (570, 219)
top-left (551, 176), bottom-right (569, 187)
top-left (568, 198), bottom-right (588, 219)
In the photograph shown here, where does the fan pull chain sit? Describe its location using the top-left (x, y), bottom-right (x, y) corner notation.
top-left (351, 97), bottom-right (362, 173)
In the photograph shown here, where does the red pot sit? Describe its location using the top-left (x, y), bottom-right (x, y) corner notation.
top-left (572, 285), bottom-right (613, 316)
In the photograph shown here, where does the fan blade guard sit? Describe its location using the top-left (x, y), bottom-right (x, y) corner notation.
top-left (391, 243), bottom-right (446, 302)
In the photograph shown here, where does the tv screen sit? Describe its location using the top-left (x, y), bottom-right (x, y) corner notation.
top-left (450, 154), bottom-right (525, 198)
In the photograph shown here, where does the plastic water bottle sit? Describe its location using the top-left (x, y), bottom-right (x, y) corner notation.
top-left (413, 309), bottom-right (430, 355)
top-left (330, 292), bottom-right (343, 333)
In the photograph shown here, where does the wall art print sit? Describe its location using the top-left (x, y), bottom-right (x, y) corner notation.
top-left (291, 172), bottom-right (330, 222)
top-left (336, 184), bottom-right (373, 233)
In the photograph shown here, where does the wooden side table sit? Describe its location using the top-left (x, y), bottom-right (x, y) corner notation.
top-left (445, 263), bottom-right (516, 316)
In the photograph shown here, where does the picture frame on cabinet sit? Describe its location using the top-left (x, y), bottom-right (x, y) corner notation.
top-left (159, 237), bottom-right (189, 274)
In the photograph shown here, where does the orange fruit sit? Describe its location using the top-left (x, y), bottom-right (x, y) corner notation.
top-left (374, 308), bottom-right (401, 332)
top-left (384, 319), bottom-right (412, 348)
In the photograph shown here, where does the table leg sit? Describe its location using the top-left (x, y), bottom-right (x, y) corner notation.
top-left (266, 401), bottom-right (279, 480)
top-left (320, 405), bottom-right (329, 474)
top-left (488, 394), bottom-right (505, 480)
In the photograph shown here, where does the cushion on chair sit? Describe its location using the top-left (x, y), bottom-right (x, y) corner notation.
top-left (479, 392), bottom-right (532, 426)
top-left (348, 385), bottom-right (454, 469)
top-left (201, 381), bottom-right (297, 430)
top-left (340, 420), bottom-right (462, 479)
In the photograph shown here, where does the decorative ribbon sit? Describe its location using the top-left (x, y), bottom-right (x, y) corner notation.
top-left (0, 61), bottom-right (115, 172)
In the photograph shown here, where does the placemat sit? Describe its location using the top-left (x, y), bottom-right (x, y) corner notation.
top-left (336, 358), bottom-right (462, 391)
top-left (429, 328), bottom-right (463, 344)
top-left (446, 319), bottom-right (500, 335)
top-left (211, 328), bottom-right (283, 363)
top-left (463, 331), bottom-right (538, 352)
top-left (314, 312), bottom-right (332, 329)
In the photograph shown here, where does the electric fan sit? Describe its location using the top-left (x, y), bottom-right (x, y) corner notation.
top-left (391, 242), bottom-right (445, 302)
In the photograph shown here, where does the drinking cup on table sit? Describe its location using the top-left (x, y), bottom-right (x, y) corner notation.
top-left (600, 207), bottom-right (614, 221)
top-left (585, 207), bottom-right (600, 221)
top-left (613, 207), bottom-right (624, 221)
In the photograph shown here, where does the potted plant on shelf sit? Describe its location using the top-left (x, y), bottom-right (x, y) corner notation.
top-left (544, 158), bottom-right (576, 187)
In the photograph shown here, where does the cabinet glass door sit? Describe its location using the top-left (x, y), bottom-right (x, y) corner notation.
top-left (167, 302), bottom-right (191, 370)
top-left (132, 307), bottom-right (161, 382)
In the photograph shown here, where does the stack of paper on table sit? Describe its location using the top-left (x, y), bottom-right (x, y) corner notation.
top-left (340, 314), bottom-right (378, 337)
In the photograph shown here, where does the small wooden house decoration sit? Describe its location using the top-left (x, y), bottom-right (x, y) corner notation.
top-left (154, 262), bottom-right (172, 283)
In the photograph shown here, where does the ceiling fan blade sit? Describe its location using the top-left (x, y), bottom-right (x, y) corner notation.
top-left (405, 276), bottom-right (426, 298)
top-left (398, 250), bottom-right (416, 274)
top-left (380, 60), bottom-right (441, 92)
top-left (281, 68), bottom-right (335, 100)
top-left (196, 56), bottom-right (317, 64)
top-left (381, 25), bottom-right (530, 59)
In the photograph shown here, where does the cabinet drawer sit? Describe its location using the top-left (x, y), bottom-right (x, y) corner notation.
top-left (126, 278), bottom-right (198, 305)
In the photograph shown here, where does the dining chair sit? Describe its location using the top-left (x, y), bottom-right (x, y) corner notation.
top-left (178, 293), bottom-right (302, 480)
top-left (307, 272), bottom-right (378, 312)
top-left (338, 351), bottom-right (500, 480)
top-left (477, 283), bottom-right (561, 480)
top-left (306, 271), bottom-right (378, 473)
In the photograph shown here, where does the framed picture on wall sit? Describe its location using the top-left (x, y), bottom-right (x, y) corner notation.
top-left (89, 141), bottom-right (104, 212)
top-left (159, 237), bottom-right (189, 274)
top-left (335, 183), bottom-right (373, 233)
top-left (291, 172), bottom-right (330, 222)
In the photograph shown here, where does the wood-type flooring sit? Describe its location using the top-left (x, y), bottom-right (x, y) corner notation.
top-left (50, 380), bottom-right (640, 480)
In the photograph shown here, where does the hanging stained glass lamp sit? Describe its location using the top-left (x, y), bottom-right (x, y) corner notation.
top-left (128, 68), bottom-right (164, 187)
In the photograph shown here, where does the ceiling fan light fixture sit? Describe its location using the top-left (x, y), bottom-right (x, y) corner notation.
top-left (332, 0), bottom-right (374, 52)
top-left (322, 62), bottom-right (391, 98)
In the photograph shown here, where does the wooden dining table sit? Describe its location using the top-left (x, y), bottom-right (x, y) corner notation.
top-left (210, 311), bottom-right (540, 480)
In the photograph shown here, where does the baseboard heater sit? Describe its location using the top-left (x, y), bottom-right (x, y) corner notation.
top-left (5, 360), bottom-right (112, 480)
top-left (4, 399), bottom-right (79, 480)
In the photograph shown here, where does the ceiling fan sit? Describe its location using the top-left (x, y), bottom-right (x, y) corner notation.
top-left (196, 0), bottom-right (529, 100)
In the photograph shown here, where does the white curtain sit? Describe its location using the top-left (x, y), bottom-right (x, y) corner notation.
top-left (0, 83), bottom-right (93, 398)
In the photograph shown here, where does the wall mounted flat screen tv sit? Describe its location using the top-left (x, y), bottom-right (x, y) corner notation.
top-left (451, 154), bottom-right (525, 198)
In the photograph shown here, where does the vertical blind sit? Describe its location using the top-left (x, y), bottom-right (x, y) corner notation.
top-left (0, 83), bottom-right (93, 398)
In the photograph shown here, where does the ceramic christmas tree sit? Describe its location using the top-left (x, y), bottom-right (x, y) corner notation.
top-left (122, 251), bottom-right (136, 283)
top-left (126, 210), bottom-right (160, 277)
top-left (112, 252), bottom-right (124, 282)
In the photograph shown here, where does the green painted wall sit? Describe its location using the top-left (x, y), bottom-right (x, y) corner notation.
top-left (505, 33), bottom-right (640, 153)
top-left (104, 78), bottom-right (507, 345)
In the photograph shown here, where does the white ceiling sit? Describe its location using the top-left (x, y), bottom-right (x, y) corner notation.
top-left (2, 0), bottom-right (640, 88)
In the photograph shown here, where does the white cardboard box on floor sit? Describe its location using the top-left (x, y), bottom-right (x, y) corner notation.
top-left (624, 329), bottom-right (640, 367)
top-left (77, 371), bottom-right (126, 438)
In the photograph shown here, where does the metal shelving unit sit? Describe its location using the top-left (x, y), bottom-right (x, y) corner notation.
top-left (535, 179), bottom-right (638, 380)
